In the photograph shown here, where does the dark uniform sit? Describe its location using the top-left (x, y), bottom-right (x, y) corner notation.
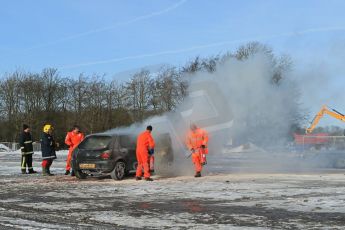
top-left (19, 125), bottom-right (36, 174)
top-left (41, 124), bottom-right (57, 176)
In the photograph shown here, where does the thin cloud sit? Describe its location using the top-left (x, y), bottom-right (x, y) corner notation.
top-left (13, 0), bottom-right (188, 53)
top-left (60, 26), bottom-right (345, 69)
top-left (60, 40), bottom-right (246, 69)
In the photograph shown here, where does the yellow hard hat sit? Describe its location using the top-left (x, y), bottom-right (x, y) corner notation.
top-left (43, 124), bottom-right (53, 133)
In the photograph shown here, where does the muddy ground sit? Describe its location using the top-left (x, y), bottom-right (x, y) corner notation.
top-left (1, 151), bottom-right (345, 229)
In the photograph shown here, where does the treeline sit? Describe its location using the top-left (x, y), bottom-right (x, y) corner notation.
top-left (0, 67), bottom-right (189, 143)
top-left (0, 42), bottom-right (303, 144)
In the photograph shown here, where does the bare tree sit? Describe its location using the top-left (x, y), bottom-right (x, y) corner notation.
top-left (40, 68), bottom-right (62, 114)
top-left (181, 56), bottom-right (202, 73)
top-left (125, 70), bottom-right (153, 121)
top-left (0, 71), bottom-right (23, 140)
top-left (152, 67), bottom-right (187, 111)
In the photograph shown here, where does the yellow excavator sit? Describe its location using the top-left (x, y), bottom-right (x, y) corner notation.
top-left (306, 105), bottom-right (345, 134)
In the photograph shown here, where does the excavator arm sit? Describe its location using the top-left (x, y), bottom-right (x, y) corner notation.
top-left (306, 105), bottom-right (345, 134)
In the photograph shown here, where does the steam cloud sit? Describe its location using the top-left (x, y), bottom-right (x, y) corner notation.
top-left (107, 52), bottom-right (303, 175)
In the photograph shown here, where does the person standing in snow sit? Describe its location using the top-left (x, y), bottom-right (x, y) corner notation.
top-left (41, 124), bottom-right (57, 176)
top-left (19, 124), bottom-right (37, 174)
top-left (64, 125), bottom-right (84, 176)
top-left (186, 123), bottom-right (209, 178)
top-left (135, 125), bottom-right (155, 181)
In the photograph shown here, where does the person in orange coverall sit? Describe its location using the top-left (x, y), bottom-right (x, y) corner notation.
top-left (64, 125), bottom-right (84, 176)
top-left (136, 125), bottom-right (155, 181)
top-left (186, 124), bottom-right (209, 177)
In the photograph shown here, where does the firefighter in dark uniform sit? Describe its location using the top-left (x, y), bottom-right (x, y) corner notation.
top-left (41, 124), bottom-right (57, 176)
top-left (19, 124), bottom-right (37, 174)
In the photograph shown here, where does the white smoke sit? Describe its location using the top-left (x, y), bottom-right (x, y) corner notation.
top-left (107, 52), bottom-right (301, 175)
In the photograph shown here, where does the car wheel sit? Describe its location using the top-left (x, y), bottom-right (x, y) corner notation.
top-left (111, 161), bottom-right (126, 180)
top-left (75, 170), bottom-right (88, 179)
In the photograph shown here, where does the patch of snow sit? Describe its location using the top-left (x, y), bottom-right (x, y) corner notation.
top-left (0, 144), bottom-right (11, 152)
top-left (19, 202), bottom-right (89, 211)
top-left (0, 216), bottom-right (71, 229)
top-left (88, 211), bottom-right (267, 229)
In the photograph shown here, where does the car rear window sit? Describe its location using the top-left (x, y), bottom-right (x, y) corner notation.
top-left (79, 135), bottom-right (113, 150)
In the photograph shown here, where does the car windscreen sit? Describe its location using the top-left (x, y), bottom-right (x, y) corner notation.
top-left (78, 135), bottom-right (113, 150)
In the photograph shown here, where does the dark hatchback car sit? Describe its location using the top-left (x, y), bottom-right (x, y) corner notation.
top-left (71, 132), bottom-right (173, 180)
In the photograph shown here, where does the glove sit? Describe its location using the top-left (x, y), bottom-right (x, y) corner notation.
top-left (148, 149), bottom-right (154, 155)
top-left (190, 148), bottom-right (195, 153)
top-left (201, 145), bottom-right (206, 149)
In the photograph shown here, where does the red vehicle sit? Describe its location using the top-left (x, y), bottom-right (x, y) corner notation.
top-left (294, 133), bottom-right (330, 145)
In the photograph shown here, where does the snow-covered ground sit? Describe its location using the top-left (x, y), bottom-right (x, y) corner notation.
top-left (0, 144), bottom-right (11, 152)
top-left (1, 150), bottom-right (345, 229)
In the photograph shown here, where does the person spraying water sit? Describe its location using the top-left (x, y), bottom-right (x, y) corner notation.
top-left (186, 123), bottom-right (209, 177)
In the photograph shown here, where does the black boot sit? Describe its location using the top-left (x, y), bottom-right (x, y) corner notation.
top-left (21, 169), bottom-right (27, 174)
top-left (28, 169), bottom-right (37, 174)
top-left (64, 170), bottom-right (70, 175)
top-left (70, 170), bottom-right (75, 177)
top-left (144, 177), bottom-right (153, 181)
top-left (194, 172), bottom-right (201, 178)
top-left (46, 167), bottom-right (54, 176)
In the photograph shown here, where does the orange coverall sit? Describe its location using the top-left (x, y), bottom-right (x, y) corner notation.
top-left (186, 128), bottom-right (209, 173)
top-left (136, 130), bottom-right (155, 178)
top-left (65, 131), bottom-right (84, 171)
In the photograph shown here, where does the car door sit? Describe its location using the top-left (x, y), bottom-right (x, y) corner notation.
top-left (118, 135), bottom-right (137, 171)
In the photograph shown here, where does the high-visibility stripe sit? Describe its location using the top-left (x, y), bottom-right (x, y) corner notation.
top-left (21, 152), bottom-right (34, 155)
top-left (24, 141), bottom-right (33, 144)
top-left (21, 157), bottom-right (26, 169)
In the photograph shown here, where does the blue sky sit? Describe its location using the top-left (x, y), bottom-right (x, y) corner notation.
top-left (1, 0), bottom-right (345, 125)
